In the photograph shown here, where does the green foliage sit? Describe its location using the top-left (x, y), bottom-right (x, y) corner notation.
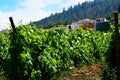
top-left (34, 0), bottom-right (120, 28)
top-left (0, 34), bottom-right (9, 66)
top-left (0, 24), bottom-right (115, 79)
top-left (102, 66), bottom-right (117, 80)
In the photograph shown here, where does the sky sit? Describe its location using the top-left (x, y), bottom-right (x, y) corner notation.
top-left (0, 0), bottom-right (93, 30)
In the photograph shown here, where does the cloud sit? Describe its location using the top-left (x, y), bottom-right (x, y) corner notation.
top-left (0, 11), bottom-right (10, 30)
top-left (0, 9), bottom-right (52, 30)
top-left (61, 0), bottom-right (93, 9)
top-left (0, 0), bottom-right (92, 31)
top-left (19, 0), bottom-right (62, 8)
top-left (0, 0), bottom-right (58, 30)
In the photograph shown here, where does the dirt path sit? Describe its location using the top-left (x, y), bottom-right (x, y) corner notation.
top-left (58, 63), bottom-right (106, 80)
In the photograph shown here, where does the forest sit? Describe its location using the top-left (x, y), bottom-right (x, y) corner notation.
top-left (34, 0), bottom-right (120, 28)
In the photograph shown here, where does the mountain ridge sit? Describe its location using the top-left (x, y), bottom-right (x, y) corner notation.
top-left (34, 0), bottom-right (120, 28)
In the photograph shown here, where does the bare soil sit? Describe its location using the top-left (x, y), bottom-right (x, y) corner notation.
top-left (57, 63), bottom-right (106, 80)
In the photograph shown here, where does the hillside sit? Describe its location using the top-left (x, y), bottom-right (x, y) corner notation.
top-left (34, 0), bottom-right (120, 28)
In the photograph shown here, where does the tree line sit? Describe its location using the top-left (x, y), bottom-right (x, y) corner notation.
top-left (34, 0), bottom-right (120, 28)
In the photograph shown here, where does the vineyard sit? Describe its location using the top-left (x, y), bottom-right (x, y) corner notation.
top-left (0, 23), bottom-right (119, 80)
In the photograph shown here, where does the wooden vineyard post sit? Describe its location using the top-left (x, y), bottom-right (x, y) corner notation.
top-left (9, 17), bottom-right (16, 33)
top-left (114, 11), bottom-right (120, 80)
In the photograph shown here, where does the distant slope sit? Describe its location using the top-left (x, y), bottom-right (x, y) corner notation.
top-left (34, 0), bottom-right (120, 28)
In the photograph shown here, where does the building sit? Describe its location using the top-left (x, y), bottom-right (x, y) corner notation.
top-left (71, 19), bottom-right (95, 29)
top-left (70, 18), bottom-right (110, 31)
top-left (95, 18), bottom-right (110, 31)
